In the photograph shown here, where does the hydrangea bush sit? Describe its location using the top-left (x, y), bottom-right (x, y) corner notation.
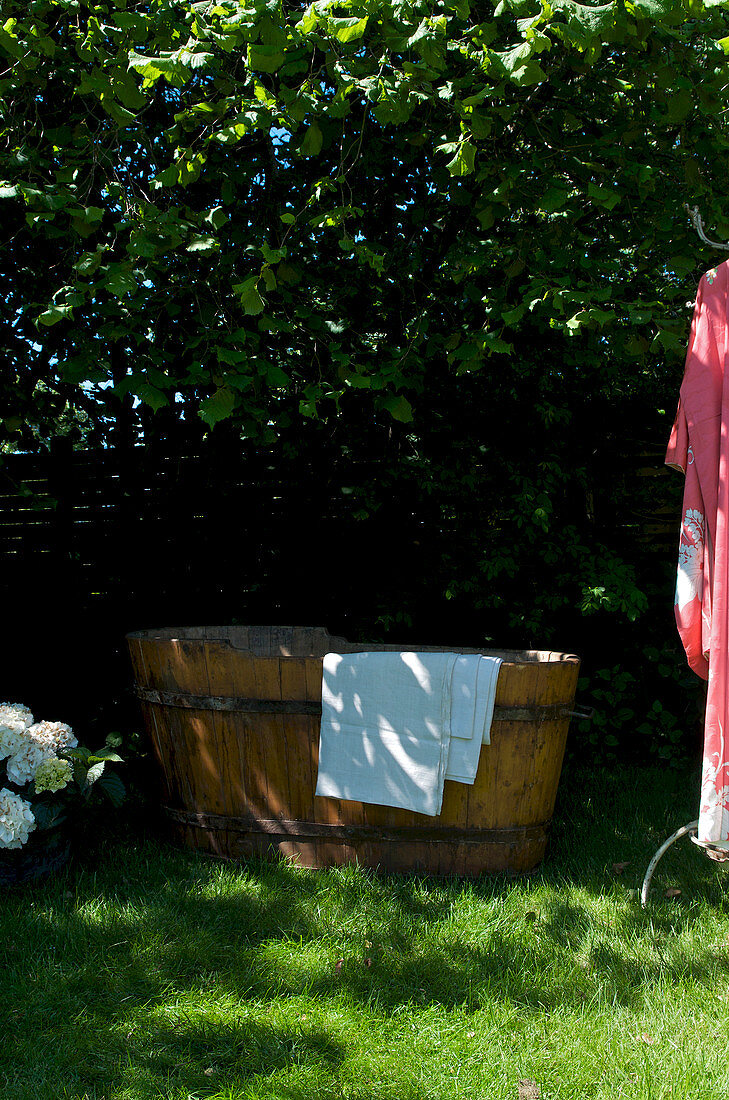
top-left (0, 702), bottom-right (124, 849)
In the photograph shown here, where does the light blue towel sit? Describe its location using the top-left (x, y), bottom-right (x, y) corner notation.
top-left (445, 655), bottom-right (502, 783)
top-left (315, 651), bottom-right (502, 816)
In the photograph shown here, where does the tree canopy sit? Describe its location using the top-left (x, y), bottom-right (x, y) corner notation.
top-left (3, 0), bottom-right (729, 447)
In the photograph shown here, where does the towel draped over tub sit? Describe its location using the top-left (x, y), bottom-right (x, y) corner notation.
top-left (314, 651), bottom-right (501, 816)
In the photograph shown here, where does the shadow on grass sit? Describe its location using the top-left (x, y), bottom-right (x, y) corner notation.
top-left (1, 764), bottom-right (728, 1099)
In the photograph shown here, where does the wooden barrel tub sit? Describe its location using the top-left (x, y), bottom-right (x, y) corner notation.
top-left (126, 626), bottom-right (580, 876)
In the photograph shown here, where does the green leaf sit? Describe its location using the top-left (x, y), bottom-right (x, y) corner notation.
top-left (261, 242), bottom-right (286, 263)
top-left (480, 333), bottom-right (514, 355)
top-left (588, 308), bottom-right (616, 325)
top-left (540, 187), bottom-right (569, 214)
top-left (36, 304), bottom-right (72, 327)
top-left (247, 44), bottom-right (284, 73)
top-left (265, 365), bottom-right (291, 388)
top-left (502, 304), bottom-right (527, 326)
top-left (186, 235), bottom-right (219, 254)
top-left (32, 803), bottom-right (66, 831)
top-left (98, 770), bottom-right (126, 807)
top-left (199, 386), bottom-right (236, 426)
top-left (380, 394), bottom-right (414, 422)
top-left (154, 163), bottom-right (181, 187)
top-left (216, 346), bottom-right (247, 366)
top-left (275, 261), bottom-right (300, 286)
top-left (137, 383), bottom-right (169, 411)
top-left (469, 111), bottom-right (492, 140)
top-left (127, 230), bottom-right (157, 259)
top-left (178, 49), bottom-right (214, 71)
top-left (90, 748), bottom-right (124, 762)
top-left (301, 121), bottom-right (323, 156)
top-left (0, 20), bottom-right (23, 59)
top-left (211, 119), bottom-right (248, 144)
top-left (280, 211), bottom-right (296, 224)
top-left (297, 6), bottom-right (319, 34)
top-left (445, 142), bottom-right (476, 177)
top-left (341, 370), bottom-right (372, 388)
top-left (86, 760), bottom-right (106, 785)
top-left (74, 249), bottom-right (105, 276)
top-left (407, 19), bottom-right (433, 48)
top-left (651, 329), bottom-right (685, 353)
top-left (65, 747), bottom-right (91, 762)
top-left (0, 182), bottom-right (19, 198)
top-left (104, 270), bottom-right (138, 297)
top-left (204, 206), bottom-right (228, 230)
top-left (510, 60), bottom-right (547, 87)
top-left (665, 88), bottom-right (692, 123)
top-left (587, 183), bottom-right (621, 210)
top-left (128, 49), bottom-right (211, 86)
top-left (128, 51), bottom-right (185, 85)
top-left (330, 16), bottom-right (368, 43)
top-left (234, 276), bottom-right (265, 315)
top-left (566, 311), bottom-right (588, 331)
top-left (71, 205), bottom-right (104, 238)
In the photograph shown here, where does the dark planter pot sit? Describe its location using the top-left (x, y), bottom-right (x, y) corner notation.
top-left (0, 826), bottom-right (71, 887)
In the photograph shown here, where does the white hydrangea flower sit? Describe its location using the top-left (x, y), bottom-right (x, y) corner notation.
top-left (33, 757), bottom-right (73, 794)
top-left (0, 703), bottom-right (34, 730)
top-left (0, 727), bottom-right (25, 762)
top-left (28, 721), bottom-right (77, 753)
top-left (0, 704), bottom-right (34, 761)
top-left (6, 740), bottom-right (55, 786)
top-left (0, 787), bottom-right (36, 849)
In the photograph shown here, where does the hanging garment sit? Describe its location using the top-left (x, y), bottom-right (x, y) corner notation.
top-left (666, 260), bottom-right (729, 850)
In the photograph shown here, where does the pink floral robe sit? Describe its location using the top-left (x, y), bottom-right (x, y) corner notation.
top-left (666, 261), bottom-right (729, 850)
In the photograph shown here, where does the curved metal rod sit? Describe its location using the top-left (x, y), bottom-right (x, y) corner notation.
top-left (640, 820), bottom-right (699, 908)
top-left (684, 204), bottom-right (729, 251)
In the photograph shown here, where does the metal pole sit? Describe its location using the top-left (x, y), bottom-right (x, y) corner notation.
top-left (640, 820), bottom-right (699, 908)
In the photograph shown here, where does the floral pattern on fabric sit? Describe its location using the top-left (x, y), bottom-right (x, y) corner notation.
top-left (706, 268), bottom-right (718, 284)
top-left (675, 508), bottom-right (705, 612)
top-left (700, 744), bottom-right (729, 848)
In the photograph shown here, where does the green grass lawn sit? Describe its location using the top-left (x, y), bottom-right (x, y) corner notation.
top-left (1, 764), bottom-right (728, 1100)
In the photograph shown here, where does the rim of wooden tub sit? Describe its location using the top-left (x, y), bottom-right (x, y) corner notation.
top-left (125, 625), bottom-right (579, 667)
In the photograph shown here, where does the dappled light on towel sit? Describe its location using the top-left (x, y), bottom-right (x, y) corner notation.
top-left (315, 650), bottom-right (501, 816)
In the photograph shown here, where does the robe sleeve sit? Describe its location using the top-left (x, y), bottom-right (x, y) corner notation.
top-left (665, 398), bottom-right (689, 473)
top-left (665, 275), bottom-right (707, 474)
top-left (665, 271), bottom-right (716, 681)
